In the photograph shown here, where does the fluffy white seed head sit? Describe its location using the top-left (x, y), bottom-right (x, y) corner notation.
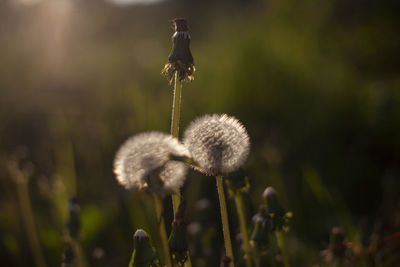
top-left (183, 114), bottom-right (250, 175)
top-left (113, 132), bottom-right (189, 195)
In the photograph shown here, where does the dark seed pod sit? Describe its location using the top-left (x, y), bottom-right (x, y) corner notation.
top-left (162, 18), bottom-right (195, 84)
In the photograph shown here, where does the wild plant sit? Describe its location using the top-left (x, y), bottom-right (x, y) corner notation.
top-left (111, 19), bottom-right (293, 267)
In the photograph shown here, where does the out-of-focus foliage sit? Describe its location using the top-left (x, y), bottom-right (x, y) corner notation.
top-left (0, 0), bottom-right (399, 266)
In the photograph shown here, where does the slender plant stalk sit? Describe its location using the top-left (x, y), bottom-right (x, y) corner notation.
top-left (276, 231), bottom-right (290, 267)
top-left (184, 252), bottom-right (193, 267)
top-left (235, 193), bottom-right (253, 267)
top-left (154, 196), bottom-right (173, 267)
top-left (216, 175), bottom-right (234, 267)
top-left (170, 71), bottom-right (183, 213)
top-left (170, 72), bottom-right (193, 267)
top-left (16, 180), bottom-right (48, 267)
top-left (64, 235), bottom-right (88, 267)
top-left (251, 242), bottom-right (261, 267)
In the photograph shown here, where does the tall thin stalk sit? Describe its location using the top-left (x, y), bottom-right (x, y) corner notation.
top-left (276, 231), bottom-right (290, 267)
top-left (170, 71), bottom-right (183, 213)
top-left (235, 193), bottom-right (252, 267)
top-left (154, 196), bottom-right (173, 267)
top-left (7, 160), bottom-right (47, 267)
top-left (216, 175), bottom-right (234, 267)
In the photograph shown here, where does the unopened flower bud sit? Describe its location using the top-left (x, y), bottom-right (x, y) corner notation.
top-left (61, 244), bottom-right (73, 267)
top-left (250, 207), bottom-right (270, 246)
top-left (66, 196), bottom-right (81, 238)
top-left (130, 229), bottom-right (155, 267)
top-left (168, 201), bottom-right (189, 264)
top-left (262, 187), bottom-right (290, 231)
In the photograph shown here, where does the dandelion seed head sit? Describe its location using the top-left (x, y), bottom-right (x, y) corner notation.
top-left (113, 132), bottom-right (189, 195)
top-left (183, 114), bottom-right (250, 175)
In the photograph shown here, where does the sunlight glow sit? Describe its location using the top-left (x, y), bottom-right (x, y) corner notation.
top-left (106, 0), bottom-right (166, 7)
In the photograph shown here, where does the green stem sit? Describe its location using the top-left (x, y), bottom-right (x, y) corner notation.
top-left (154, 196), bottom-right (173, 267)
top-left (16, 180), bottom-right (48, 267)
top-left (251, 242), bottom-right (261, 267)
top-left (275, 231), bottom-right (289, 267)
top-left (216, 175), bottom-right (234, 267)
top-left (235, 193), bottom-right (253, 267)
top-left (184, 251), bottom-right (193, 267)
top-left (70, 237), bottom-right (88, 267)
top-left (170, 71), bottom-right (182, 213)
top-left (170, 71), bottom-right (193, 267)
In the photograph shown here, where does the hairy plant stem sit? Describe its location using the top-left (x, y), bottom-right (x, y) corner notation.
top-left (276, 231), bottom-right (290, 267)
top-left (170, 71), bottom-right (182, 213)
top-left (216, 175), bottom-right (234, 267)
top-left (154, 196), bottom-right (173, 267)
top-left (235, 193), bottom-right (253, 267)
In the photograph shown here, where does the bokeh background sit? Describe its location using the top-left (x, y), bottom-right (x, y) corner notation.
top-left (1, 0), bottom-right (399, 266)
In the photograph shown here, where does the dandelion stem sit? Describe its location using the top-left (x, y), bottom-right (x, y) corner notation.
top-left (170, 71), bottom-right (183, 213)
top-left (251, 242), bottom-right (261, 267)
top-left (216, 175), bottom-right (234, 267)
top-left (64, 235), bottom-right (88, 267)
top-left (276, 231), bottom-right (290, 267)
top-left (16, 179), bottom-right (48, 267)
top-left (154, 195), bottom-right (173, 267)
top-left (184, 252), bottom-right (193, 267)
top-left (235, 193), bottom-right (253, 267)
top-left (8, 160), bottom-right (48, 267)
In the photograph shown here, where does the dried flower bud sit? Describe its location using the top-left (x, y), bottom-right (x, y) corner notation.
top-left (113, 132), bottom-right (189, 196)
top-left (162, 18), bottom-right (195, 84)
top-left (183, 114), bottom-right (250, 175)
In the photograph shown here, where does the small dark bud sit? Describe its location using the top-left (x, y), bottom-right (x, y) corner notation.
top-left (66, 196), bottom-right (81, 238)
top-left (320, 227), bottom-right (350, 262)
top-left (134, 229), bottom-right (150, 244)
top-left (222, 255), bottom-right (232, 267)
top-left (162, 18), bottom-right (195, 84)
top-left (329, 227), bottom-right (348, 258)
top-left (262, 187), bottom-right (289, 231)
top-left (251, 207), bottom-right (270, 246)
top-left (226, 168), bottom-right (250, 195)
top-left (61, 244), bottom-right (73, 267)
top-left (130, 229), bottom-right (155, 267)
top-left (169, 200), bottom-right (189, 265)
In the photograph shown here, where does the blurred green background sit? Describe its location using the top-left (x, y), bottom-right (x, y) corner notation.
top-left (1, 0), bottom-right (399, 266)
